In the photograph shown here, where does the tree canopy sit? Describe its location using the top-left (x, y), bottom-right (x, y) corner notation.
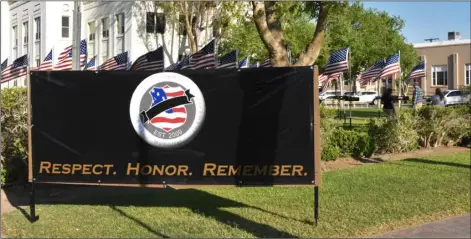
top-left (219, 1), bottom-right (418, 77)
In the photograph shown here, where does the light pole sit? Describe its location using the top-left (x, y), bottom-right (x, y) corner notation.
top-left (72, 0), bottom-right (81, 70)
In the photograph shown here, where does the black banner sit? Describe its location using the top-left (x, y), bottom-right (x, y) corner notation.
top-left (30, 67), bottom-right (316, 185)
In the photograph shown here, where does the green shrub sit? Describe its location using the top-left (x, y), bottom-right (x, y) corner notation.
top-left (367, 110), bottom-right (419, 154)
top-left (415, 106), bottom-right (471, 148)
top-left (324, 128), bottom-right (375, 159)
top-left (321, 143), bottom-right (341, 161)
top-left (1, 87), bottom-right (28, 184)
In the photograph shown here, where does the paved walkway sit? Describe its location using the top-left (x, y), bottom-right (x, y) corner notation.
top-left (374, 214), bottom-right (471, 238)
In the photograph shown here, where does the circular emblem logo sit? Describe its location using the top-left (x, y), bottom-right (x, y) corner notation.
top-left (129, 72), bottom-right (206, 149)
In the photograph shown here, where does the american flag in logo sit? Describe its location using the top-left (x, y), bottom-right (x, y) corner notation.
top-left (239, 57), bottom-right (249, 68)
top-left (360, 59), bottom-right (385, 83)
top-left (130, 46), bottom-right (164, 71)
top-left (1, 58), bottom-right (7, 72)
top-left (83, 56), bottom-right (97, 71)
top-left (406, 61), bottom-right (425, 81)
top-left (37, 49), bottom-right (53, 71)
top-left (100, 52), bottom-right (129, 71)
top-left (216, 50), bottom-right (238, 69)
top-left (1, 54), bottom-right (28, 83)
top-left (189, 39), bottom-right (216, 69)
top-left (260, 58), bottom-right (271, 67)
top-left (55, 39), bottom-right (87, 70)
top-left (379, 53), bottom-right (400, 78)
top-left (149, 85), bottom-right (188, 132)
top-left (324, 47), bottom-right (349, 75)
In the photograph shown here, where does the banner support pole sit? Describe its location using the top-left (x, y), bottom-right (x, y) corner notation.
top-left (314, 185), bottom-right (319, 226)
top-left (27, 66), bottom-right (39, 222)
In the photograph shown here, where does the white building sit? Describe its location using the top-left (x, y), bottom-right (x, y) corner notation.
top-left (2, 1), bottom-right (214, 89)
top-left (1, 1), bottom-right (10, 64)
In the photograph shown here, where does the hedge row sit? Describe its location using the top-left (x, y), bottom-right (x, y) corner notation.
top-left (320, 105), bottom-right (471, 161)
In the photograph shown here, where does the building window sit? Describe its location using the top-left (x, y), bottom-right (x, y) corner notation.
top-left (116, 13), bottom-right (125, 35)
top-left (14, 79), bottom-right (18, 87)
top-left (88, 21), bottom-right (96, 41)
top-left (102, 17), bottom-right (110, 38)
top-left (432, 65), bottom-right (448, 86)
top-left (177, 14), bottom-right (187, 36)
top-left (146, 12), bottom-right (165, 33)
top-left (23, 21), bottom-right (28, 44)
top-left (62, 16), bottom-right (70, 38)
top-left (34, 17), bottom-right (41, 40)
top-left (466, 64), bottom-right (471, 85)
top-left (12, 25), bottom-right (18, 47)
top-left (36, 58), bottom-right (40, 67)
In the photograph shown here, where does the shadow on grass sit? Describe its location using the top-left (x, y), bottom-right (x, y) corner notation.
top-left (3, 184), bottom-right (301, 238)
top-left (402, 158), bottom-right (471, 169)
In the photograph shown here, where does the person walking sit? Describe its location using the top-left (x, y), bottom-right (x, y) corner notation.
top-left (381, 88), bottom-right (396, 118)
top-left (412, 82), bottom-right (424, 111)
top-left (431, 88), bottom-right (446, 107)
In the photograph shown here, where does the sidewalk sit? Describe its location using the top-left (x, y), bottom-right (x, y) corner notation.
top-left (374, 213), bottom-right (471, 238)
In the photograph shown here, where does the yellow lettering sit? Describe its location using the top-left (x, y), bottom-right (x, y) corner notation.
top-left (243, 165), bottom-right (253, 176)
top-left (292, 165), bottom-right (304, 176)
top-left (203, 163), bottom-right (217, 176)
top-left (92, 165), bottom-right (103, 175)
top-left (141, 165), bottom-right (152, 176)
top-left (104, 165), bottom-right (113, 175)
top-left (126, 163), bottom-right (140, 176)
top-left (280, 165), bottom-right (291, 176)
top-left (165, 165), bottom-right (177, 176)
top-left (62, 164), bottom-right (71, 174)
top-left (152, 165), bottom-right (164, 175)
top-left (177, 165), bottom-right (188, 176)
top-left (254, 165), bottom-right (268, 176)
top-left (39, 161), bottom-right (51, 174)
top-left (72, 164), bottom-right (82, 174)
top-left (228, 165), bottom-right (241, 176)
top-left (52, 164), bottom-right (61, 174)
top-left (217, 165), bottom-right (228, 176)
top-left (82, 164), bottom-right (92, 175)
top-left (270, 165), bottom-right (280, 176)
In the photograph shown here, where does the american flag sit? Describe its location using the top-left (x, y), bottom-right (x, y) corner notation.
top-left (260, 58), bottom-right (271, 67)
top-left (319, 72), bottom-right (341, 85)
top-left (55, 39), bottom-right (87, 70)
top-left (1, 54), bottom-right (28, 83)
top-left (379, 53), bottom-right (400, 78)
top-left (165, 62), bottom-right (179, 71)
top-left (189, 39), bottom-right (216, 69)
top-left (178, 56), bottom-right (191, 70)
top-left (37, 49), bottom-right (53, 71)
top-left (148, 85), bottom-right (188, 132)
top-left (406, 61), bottom-right (426, 81)
top-left (130, 46), bottom-right (164, 71)
top-left (324, 47), bottom-right (349, 74)
top-left (83, 56), bottom-right (97, 71)
top-left (100, 52), bottom-right (129, 71)
top-left (239, 57), bottom-right (249, 68)
top-left (250, 62), bottom-right (259, 68)
top-left (360, 59), bottom-right (385, 82)
top-left (1, 58), bottom-right (7, 72)
top-left (216, 49), bottom-right (238, 69)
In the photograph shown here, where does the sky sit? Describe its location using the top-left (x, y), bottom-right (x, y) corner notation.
top-left (362, 1), bottom-right (471, 44)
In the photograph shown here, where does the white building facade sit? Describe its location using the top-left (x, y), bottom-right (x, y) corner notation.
top-left (2, 1), bottom-right (214, 89)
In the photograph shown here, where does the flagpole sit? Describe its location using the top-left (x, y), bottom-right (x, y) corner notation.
top-left (398, 50), bottom-right (402, 109)
top-left (235, 50), bottom-right (239, 69)
top-left (348, 47), bottom-right (352, 129)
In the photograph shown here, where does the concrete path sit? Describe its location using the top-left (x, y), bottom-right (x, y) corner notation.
top-left (374, 214), bottom-right (471, 238)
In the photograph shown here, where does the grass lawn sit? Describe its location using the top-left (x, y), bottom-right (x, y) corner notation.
top-left (2, 153), bottom-right (470, 238)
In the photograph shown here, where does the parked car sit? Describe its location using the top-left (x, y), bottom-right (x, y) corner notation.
top-left (355, 91), bottom-right (378, 104)
top-left (443, 90), bottom-right (471, 106)
top-left (425, 90), bottom-right (471, 106)
top-left (319, 91), bottom-right (341, 102)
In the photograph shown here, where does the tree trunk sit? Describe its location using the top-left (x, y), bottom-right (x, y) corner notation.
top-left (251, 1), bottom-right (288, 67)
top-left (182, 0), bottom-right (197, 54)
top-left (293, 3), bottom-right (330, 66)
